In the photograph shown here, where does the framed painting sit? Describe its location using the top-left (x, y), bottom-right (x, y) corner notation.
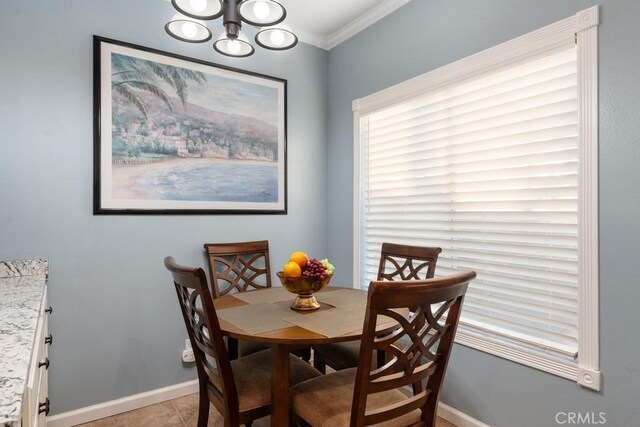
top-left (93, 36), bottom-right (287, 214)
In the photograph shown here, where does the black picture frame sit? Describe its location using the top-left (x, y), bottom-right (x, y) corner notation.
top-left (94, 36), bottom-right (287, 215)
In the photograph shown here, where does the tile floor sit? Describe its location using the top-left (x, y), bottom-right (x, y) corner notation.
top-left (75, 392), bottom-right (457, 426)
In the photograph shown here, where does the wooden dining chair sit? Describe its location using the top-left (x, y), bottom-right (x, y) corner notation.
top-left (204, 240), bottom-right (311, 362)
top-left (291, 270), bottom-right (475, 427)
top-left (164, 257), bottom-right (320, 427)
top-left (313, 243), bottom-right (442, 373)
top-left (204, 240), bottom-right (272, 298)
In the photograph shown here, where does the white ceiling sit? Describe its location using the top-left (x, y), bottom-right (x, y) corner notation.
top-left (281, 0), bottom-right (411, 50)
top-left (163, 0), bottom-right (411, 50)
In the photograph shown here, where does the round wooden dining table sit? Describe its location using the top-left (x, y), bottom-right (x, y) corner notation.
top-left (213, 286), bottom-right (384, 426)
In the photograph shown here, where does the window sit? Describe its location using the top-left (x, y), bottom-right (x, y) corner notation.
top-left (353, 7), bottom-right (600, 389)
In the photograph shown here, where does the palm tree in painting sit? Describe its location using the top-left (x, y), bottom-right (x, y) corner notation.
top-left (111, 53), bottom-right (206, 119)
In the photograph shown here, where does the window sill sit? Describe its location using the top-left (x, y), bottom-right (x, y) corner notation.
top-left (454, 329), bottom-right (600, 390)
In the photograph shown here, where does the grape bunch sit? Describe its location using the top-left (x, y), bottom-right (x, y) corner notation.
top-left (302, 258), bottom-right (327, 281)
top-left (320, 258), bottom-right (335, 274)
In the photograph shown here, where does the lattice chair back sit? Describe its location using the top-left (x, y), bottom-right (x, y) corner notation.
top-left (377, 242), bottom-right (442, 281)
top-left (164, 257), bottom-right (240, 417)
top-left (351, 270), bottom-right (476, 427)
top-left (204, 240), bottom-right (272, 297)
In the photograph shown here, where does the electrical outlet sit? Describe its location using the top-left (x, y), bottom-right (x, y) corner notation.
top-left (182, 348), bottom-right (195, 363)
top-left (182, 338), bottom-right (195, 362)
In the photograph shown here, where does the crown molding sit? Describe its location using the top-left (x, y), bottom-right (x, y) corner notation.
top-left (324, 0), bottom-right (413, 50)
top-left (288, 25), bottom-right (331, 50)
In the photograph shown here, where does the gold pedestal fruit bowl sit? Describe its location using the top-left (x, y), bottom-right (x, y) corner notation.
top-left (277, 272), bottom-right (333, 311)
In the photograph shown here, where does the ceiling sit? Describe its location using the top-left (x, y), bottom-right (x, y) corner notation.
top-left (164, 0), bottom-right (412, 51)
top-left (280, 0), bottom-right (411, 50)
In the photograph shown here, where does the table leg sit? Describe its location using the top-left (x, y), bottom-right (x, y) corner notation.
top-left (271, 343), bottom-right (290, 426)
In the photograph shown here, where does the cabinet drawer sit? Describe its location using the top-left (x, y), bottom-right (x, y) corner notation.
top-left (23, 288), bottom-right (49, 427)
top-left (34, 366), bottom-right (48, 427)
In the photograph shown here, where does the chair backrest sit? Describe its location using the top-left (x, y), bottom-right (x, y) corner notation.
top-left (203, 240), bottom-right (272, 298)
top-left (164, 257), bottom-right (241, 418)
top-left (351, 270), bottom-right (476, 427)
top-left (377, 242), bottom-right (442, 281)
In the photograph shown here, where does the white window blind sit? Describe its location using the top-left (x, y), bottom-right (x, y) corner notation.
top-left (359, 47), bottom-right (579, 360)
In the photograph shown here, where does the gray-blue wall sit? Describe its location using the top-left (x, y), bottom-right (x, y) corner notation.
top-left (0, 0), bottom-right (328, 414)
top-left (2, 0), bottom-right (639, 424)
top-left (327, 0), bottom-right (640, 426)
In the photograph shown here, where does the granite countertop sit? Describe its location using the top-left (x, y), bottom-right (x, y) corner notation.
top-left (0, 260), bottom-right (48, 427)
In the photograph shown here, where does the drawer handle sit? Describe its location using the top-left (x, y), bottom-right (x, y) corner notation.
top-left (38, 398), bottom-right (50, 416)
top-left (45, 334), bottom-right (53, 346)
top-left (45, 306), bottom-right (53, 314)
top-left (38, 357), bottom-right (50, 370)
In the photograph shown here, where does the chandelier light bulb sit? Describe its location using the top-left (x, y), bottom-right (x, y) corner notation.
top-left (227, 40), bottom-right (242, 54)
top-left (239, 0), bottom-right (285, 26)
top-left (189, 0), bottom-right (208, 13)
top-left (171, 0), bottom-right (222, 20)
top-left (213, 29), bottom-right (254, 57)
top-left (181, 21), bottom-right (199, 38)
top-left (255, 27), bottom-right (297, 50)
top-left (253, 1), bottom-right (270, 20)
top-left (269, 29), bottom-right (285, 46)
top-left (166, 13), bottom-right (212, 43)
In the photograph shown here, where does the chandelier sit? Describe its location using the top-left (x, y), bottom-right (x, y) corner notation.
top-left (165, 0), bottom-right (298, 58)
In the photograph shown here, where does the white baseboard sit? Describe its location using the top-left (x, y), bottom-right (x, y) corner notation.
top-left (438, 401), bottom-right (490, 427)
top-left (47, 379), bottom-right (488, 427)
top-left (46, 380), bottom-right (198, 427)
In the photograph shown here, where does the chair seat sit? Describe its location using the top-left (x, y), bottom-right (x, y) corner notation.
top-left (238, 339), bottom-right (269, 357)
top-left (313, 341), bottom-right (362, 370)
top-left (213, 349), bottom-right (321, 412)
top-left (313, 341), bottom-right (392, 371)
top-left (239, 339), bottom-right (311, 361)
top-left (291, 368), bottom-right (421, 427)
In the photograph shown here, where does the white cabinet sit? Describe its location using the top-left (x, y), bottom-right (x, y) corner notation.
top-left (22, 287), bottom-right (50, 427)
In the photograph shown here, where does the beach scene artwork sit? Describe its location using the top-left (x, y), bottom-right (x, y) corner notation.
top-left (96, 39), bottom-right (286, 213)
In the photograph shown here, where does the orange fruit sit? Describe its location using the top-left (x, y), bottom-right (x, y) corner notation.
top-left (283, 261), bottom-right (302, 277)
top-left (289, 251), bottom-right (309, 268)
